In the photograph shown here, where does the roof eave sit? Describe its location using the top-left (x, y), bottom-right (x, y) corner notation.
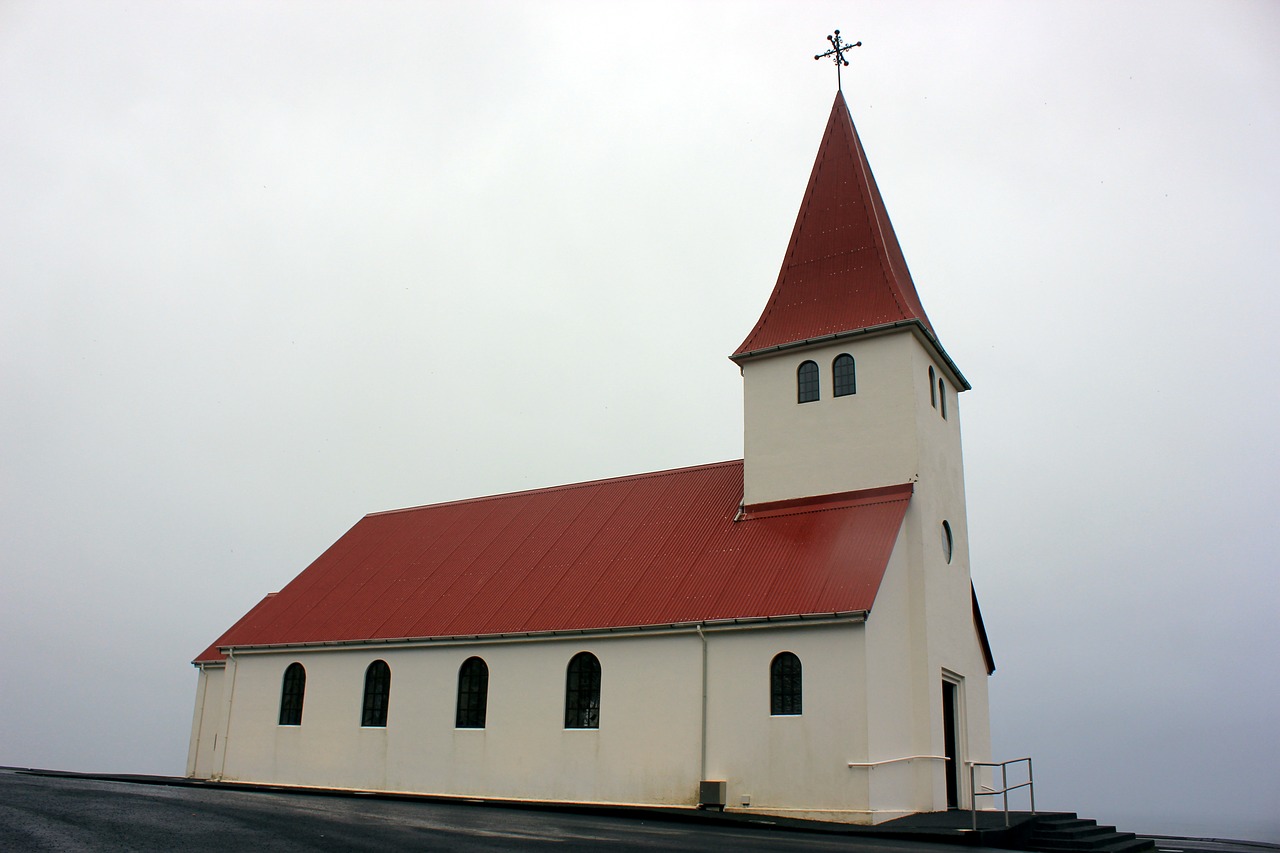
top-left (729, 318), bottom-right (971, 391)
top-left (208, 610), bottom-right (872, 657)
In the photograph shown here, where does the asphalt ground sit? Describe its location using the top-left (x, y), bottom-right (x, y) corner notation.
top-left (0, 768), bottom-right (1024, 853)
top-left (3, 769), bottom-right (1275, 853)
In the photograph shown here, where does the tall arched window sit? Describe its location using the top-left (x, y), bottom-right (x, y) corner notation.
top-left (565, 652), bottom-right (601, 729)
top-left (833, 354), bottom-right (856, 397)
top-left (278, 662), bottom-right (306, 726)
top-left (361, 660), bottom-right (391, 727)
top-left (455, 656), bottom-right (489, 729)
top-left (797, 360), bottom-right (819, 403)
top-left (929, 366), bottom-right (937, 408)
top-left (938, 378), bottom-right (947, 419)
top-left (770, 652), bottom-right (802, 716)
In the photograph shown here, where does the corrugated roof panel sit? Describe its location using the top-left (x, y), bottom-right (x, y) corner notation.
top-left (195, 463), bottom-right (912, 661)
top-left (366, 502), bottom-right (496, 639)
top-left (400, 495), bottom-right (541, 637)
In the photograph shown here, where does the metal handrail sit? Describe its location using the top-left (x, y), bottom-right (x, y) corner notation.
top-left (967, 757), bottom-right (1035, 831)
top-left (847, 754), bottom-right (946, 768)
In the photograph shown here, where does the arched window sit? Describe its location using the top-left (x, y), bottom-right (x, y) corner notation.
top-left (929, 366), bottom-right (937, 408)
top-left (565, 652), bottom-right (601, 729)
top-left (941, 520), bottom-right (954, 564)
top-left (770, 652), bottom-right (802, 716)
top-left (361, 660), bottom-right (391, 727)
top-left (278, 662), bottom-right (306, 726)
top-left (938, 378), bottom-right (947, 419)
top-left (797, 360), bottom-right (819, 403)
top-left (833, 354), bottom-right (856, 397)
top-left (455, 656), bottom-right (489, 729)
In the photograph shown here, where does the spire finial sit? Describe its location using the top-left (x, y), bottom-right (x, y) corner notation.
top-left (814, 29), bottom-right (861, 91)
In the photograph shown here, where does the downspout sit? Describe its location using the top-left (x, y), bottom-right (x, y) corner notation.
top-left (696, 624), bottom-right (708, 782)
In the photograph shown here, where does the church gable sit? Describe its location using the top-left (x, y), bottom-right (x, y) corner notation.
top-left (195, 464), bottom-right (912, 662)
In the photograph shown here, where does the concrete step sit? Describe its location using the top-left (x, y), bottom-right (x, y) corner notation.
top-left (1033, 824), bottom-right (1117, 841)
top-left (1023, 814), bottom-right (1156, 853)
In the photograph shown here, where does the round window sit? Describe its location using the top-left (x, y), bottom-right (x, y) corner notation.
top-left (941, 520), bottom-right (953, 564)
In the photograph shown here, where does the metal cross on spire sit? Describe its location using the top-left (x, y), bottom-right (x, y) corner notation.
top-left (814, 29), bottom-right (861, 91)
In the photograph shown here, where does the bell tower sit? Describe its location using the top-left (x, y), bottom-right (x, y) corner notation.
top-left (732, 87), bottom-right (994, 813)
top-left (731, 91), bottom-right (970, 512)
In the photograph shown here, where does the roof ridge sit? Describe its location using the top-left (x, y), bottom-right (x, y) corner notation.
top-left (368, 459), bottom-right (745, 518)
top-left (845, 104), bottom-right (910, 324)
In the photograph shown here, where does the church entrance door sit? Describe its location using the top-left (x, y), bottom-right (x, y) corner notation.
top-left (942, 679), bottom-right (960, 809)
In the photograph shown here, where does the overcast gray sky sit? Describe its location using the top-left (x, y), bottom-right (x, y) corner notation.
top-left (2, 0), bottom-right (1277, 842)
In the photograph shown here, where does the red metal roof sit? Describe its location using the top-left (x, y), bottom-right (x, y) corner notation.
top-left (733, 90), bottom-right (935, 359)
top-left (195, 462), bottom-right (912, 662)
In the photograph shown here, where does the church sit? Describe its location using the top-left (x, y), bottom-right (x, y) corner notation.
top-left (187, 83), bottom-right (996, 824)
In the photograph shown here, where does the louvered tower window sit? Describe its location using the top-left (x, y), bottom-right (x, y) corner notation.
top-left (564, 652), bottom-right (601, 729)
top-left (833, 353), bottom-right (856, 397)
top-left (455, 656), bottom-right (489, 729)
top-left (361, 660), bottom-right (391, 727)
top-left (797, 360), bottom-right (820, 403)
top-left (278, 662), bottom-right (306, 726)
top-left (770, 652), bottom-right (803, 716)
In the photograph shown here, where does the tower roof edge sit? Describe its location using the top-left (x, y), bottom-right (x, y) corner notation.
top-left (734, 90), bottom-right (943, 359)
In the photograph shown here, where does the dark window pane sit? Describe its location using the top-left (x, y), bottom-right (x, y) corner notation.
top-left (279, 662), bottom-right (306, 726)
top-left (833, 354), bottom-right (856, 397)
top-left (770, 652), bottom-right (802, 716)
top-left (565, 652), bottom-right (601, 729)
top-left (361, 660), bottom-right (391, 727)
top-left (797, 361), bottom-right (819, 403)
top-left (455, 657), bottom-right (489, 728)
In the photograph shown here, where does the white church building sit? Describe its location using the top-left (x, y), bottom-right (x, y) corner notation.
top-left (187, 88), bottom-right (996, 824)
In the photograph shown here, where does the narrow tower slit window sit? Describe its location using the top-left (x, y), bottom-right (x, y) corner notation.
top-left (565, 652), bottom-right (601, 729)
top-left (361, 660), bottom-right (391, 727)
top-left (797, 360), bottom-right (820, 403)
top-left (939, 379), bottom-right (947, 419)
top-left (929, 366), bottom-right (937, 407)
top-left (278, 662), bottom-right (306, 726)
top-left (770, 651), bottom-right (803, 716)
top-left (455, 656), bottom-right (489, 729)
top-left (833, 353), bottom-right (856, 397)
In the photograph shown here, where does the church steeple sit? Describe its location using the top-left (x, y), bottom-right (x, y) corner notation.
top-left (735, 90), bottom-right (971, 508)
top-left (733, 90), bottom-right (946, 365)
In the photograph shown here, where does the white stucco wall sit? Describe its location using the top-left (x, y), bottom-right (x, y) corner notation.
top-left (210, 633), bottom-right (702, 804)
top-left (186, 664), bottom-right (225, 780)
top-left (190, 619), bottom-right (968, 820)
top-left (741, 331), bottom-right (946, 507)
top-left (739, 327), bottom-right (992, 816)
top-left (704, 621), bottom-right (870, 818)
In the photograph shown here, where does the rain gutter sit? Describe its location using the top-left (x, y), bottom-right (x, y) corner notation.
top-left (209, 611), bottom-right (869, 659)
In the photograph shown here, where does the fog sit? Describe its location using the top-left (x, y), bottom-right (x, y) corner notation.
top-left (2, 1), bottom-right (1277, 842)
